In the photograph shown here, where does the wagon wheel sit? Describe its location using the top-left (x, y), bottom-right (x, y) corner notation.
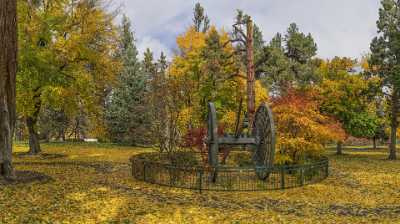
top-left (252, 102), bottom-right (276, 180)
top-left (207, 102), bottom-right (219, 182)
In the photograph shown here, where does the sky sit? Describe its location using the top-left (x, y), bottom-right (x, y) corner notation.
top-left (115, 0), bottom-right (381, 60)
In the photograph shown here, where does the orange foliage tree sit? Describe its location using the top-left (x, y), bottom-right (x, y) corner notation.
top-left (272, 90), bottom-right (345, 164)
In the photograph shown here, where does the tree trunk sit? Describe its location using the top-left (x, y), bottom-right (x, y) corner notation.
top-left (246, 18), bottom-right (255, 131)
top-left (41, 129), bottom-right (50, 143)
top-left (58, 128), bottom-right (66, 142)
top-left (388, 91), bottom-right (398, 160)
top-left (0, 0), bottom-right (17, 179)
top-left (373, 136), bottom-right (377, 150)
top-left (27, 116), bottom-right (41, 155)
top-left (336, 141), bottom-right (343, 155)
top-left (26, 90), bottom-right (42, 154)
top-left (43, 132), bottom-right (50, 143)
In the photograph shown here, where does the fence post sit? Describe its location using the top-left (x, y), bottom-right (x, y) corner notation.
top-left (325, 160), bottom-right (329, 177)
top-left (280, 167), bottom-right (285, 189)
top-left (198, 170), bottom-right (203, 193)
top-left (143, 163), bottom-right (146, 181)
top-left (300, 167), bottom-right (305, 186)
top-left (131, 160), bottom-right (136, 177)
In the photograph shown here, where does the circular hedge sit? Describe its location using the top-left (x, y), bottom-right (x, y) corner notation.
top-left (130, 152), bottom-right (329, 192)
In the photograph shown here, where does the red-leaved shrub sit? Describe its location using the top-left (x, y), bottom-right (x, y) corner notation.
top-left (182, 125), bottom-right (227, 165)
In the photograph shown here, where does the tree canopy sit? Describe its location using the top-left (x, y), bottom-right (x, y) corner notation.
top-left (5, 0), bottom-right (398, 163)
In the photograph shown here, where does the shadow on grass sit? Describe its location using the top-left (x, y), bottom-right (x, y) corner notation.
top-left (326, 150), bottom-right (400, 163)
top-left (13, 152), bottom-right (68, 159)
top-left (13, 141), bottom-right (156, 150)
top-left (13, 161), bottom-right (127, 174)
top-left (0, 170), bottom-right (53, 185)
top-left (329, 152), bottom-right (388, 160)
top-left (326, 146), bottom-right (388, 152)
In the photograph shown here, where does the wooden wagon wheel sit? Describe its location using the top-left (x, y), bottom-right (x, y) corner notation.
top-left (207, 102), bottom-right (219, 182)
top-left (252, 102), bottom-right (276, 180)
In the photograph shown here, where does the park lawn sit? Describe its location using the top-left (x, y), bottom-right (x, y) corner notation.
top-left (1, 143), bottom-right (400, 224)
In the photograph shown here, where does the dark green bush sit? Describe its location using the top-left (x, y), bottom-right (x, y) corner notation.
top-left (167, 152), bottom-right (200, 167)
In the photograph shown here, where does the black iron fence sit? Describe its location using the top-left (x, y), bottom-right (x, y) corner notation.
top-left (130, 153), bottom-right (329, 192)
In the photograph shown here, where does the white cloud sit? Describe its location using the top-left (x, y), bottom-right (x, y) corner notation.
top-left (116, 0), bottom-right (381, 60)
top-left (136, 36), bottom-right (172, 60)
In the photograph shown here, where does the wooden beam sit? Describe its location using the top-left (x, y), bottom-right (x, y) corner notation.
top-left (218, 137), bottom-right (256, 145)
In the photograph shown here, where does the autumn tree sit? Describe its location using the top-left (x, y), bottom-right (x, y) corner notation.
top-left (167, 7), bottom-right (274, 144)
top-left (361, 55), bottom-right (388, 149)
top-left (17, 0), bottom-right (65, 153)
top-left (318, 60), bottom-right (380, 154)
top-left (0, 0), bottom-right (17, 179)
top-left (168, 17), bottom-right (269, 155)
top-left (199, 28), bottom-right (242, 118)
top-left (272, 90), bottom-right (345, 164)
top-left (370, 0), bottom-right (400, 160)
top-left (170, 26), bottom-right (246, 132)
top-left (169, 27), bottom-right (205, 131)
top-left (37, 107), bottom-right (69, 142)
top-left (149, 52), bottom-right (170, 152)
top-left (18, 0), bottom-right (120, 152)
top-left (59, 0), bottom-right (120, 141)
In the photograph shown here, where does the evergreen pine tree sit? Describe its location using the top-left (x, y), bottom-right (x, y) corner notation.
top-left (369, 0), bottom-right (400, 160)
top-left (284, 23), bottom-right (318, 88)
top-left (193, 3), bottom-right (210, 33)
top-left (105, 15), bottom-right (151, 145)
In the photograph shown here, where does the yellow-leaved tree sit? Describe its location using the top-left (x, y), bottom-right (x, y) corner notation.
top-left (17, 0), bottom-right (120, 153)
top-left (169, 26), bottom-right (269, 136)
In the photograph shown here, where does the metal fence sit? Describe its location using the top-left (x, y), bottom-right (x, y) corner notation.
top-left (130, 153), bottom-right (329, 192)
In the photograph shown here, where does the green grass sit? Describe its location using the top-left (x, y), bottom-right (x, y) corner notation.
top-left (1, 143), bottom-right (399, 223)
